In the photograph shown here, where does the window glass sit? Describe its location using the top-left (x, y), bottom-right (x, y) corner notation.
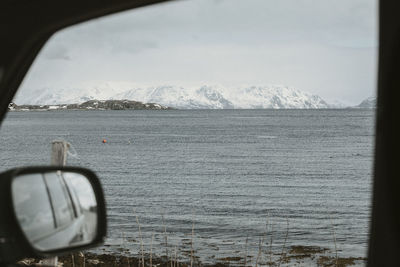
top-left (12, 174), bottom-right (55, 242)
top-left (44, 172), bottom-right (74, 228)
top-left (63, 172), bottom-right (97, 211)
top-left (61, 173), bottom-right (81, 217)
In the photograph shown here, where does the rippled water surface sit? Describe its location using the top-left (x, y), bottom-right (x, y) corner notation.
top-left (0, 109), bottom-right (374, 263)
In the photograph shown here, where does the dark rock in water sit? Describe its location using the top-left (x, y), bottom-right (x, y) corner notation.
top-left (76, 99), bottom-right (172, 110)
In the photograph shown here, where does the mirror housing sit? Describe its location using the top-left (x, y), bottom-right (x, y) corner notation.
top-left (0, 166), bottom-right (106, 263)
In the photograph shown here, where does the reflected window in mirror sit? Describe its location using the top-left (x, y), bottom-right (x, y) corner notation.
top-left (12, 174), bottom-right (55, 243)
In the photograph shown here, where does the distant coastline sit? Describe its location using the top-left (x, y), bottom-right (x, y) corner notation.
top-left (8, 97), bottom-right (376, 111)
top-left (8, 100), bottom-right (173, 111)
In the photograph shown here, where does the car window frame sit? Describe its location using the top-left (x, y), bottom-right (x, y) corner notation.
top-left (1, 1), bottom-right (399, 266)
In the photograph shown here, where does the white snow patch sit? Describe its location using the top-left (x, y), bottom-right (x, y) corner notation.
top-left (14, 83), bottom-right (330, 109)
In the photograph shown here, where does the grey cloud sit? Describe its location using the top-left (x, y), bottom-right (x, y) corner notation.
top-left (52, 0), bottom-right (377, 49)
top-left (108, 38), bottom-right (159, 54)
top-left (42, 44), bottom-right (71, 60)
top-left (18, 0), bottom-right (378, 105)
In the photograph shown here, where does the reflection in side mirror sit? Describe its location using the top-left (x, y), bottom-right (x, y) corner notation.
top-left (12, 171), bottom-right (98, 252)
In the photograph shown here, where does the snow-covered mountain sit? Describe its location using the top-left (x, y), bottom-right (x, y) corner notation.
top-left (15, 84), bottom-right (331, 109)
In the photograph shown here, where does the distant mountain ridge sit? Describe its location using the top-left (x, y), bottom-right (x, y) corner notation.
top-left (354, 96), bottom-right (376, 109)
top-left (15, 84), bottom-right (332, 109)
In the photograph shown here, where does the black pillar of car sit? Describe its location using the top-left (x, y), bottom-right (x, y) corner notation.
top-left (0, 169), bottom-right (35, 263)
top-left (367, 1), bottom-right (400, 266)
top-left (0, 0), bottom-right (399, 265)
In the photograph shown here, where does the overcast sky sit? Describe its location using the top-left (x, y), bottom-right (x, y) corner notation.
top-left (17, 0), bottom-right (377, 105)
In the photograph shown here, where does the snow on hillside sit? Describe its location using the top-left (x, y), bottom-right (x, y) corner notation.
top-left (14, 84), bottom-right (330, 109)
top-left (354, 96), bottom-right (376, 108)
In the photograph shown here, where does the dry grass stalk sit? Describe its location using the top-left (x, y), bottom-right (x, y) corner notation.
top-left (258, 216), bottom-right (270, 266)
top-left (244, 235), bottom-right (248, 267)
top-left (78, 252), bottom-right (85, 267)
top-left (170, 248), bottom-right (173, 267)
top-left (174, 246), bottom-right (178, 267)
top-left (150, 232), bottom-right (154, 267)
top-left (71, 254), bottom-right (75, 267)
top-left (122, 232), bottom-right (130, 267)
top-left (278, 218), bottom-right (289, 267)
top-left (190, 215), bottom-right (195, 267)
top-left (162, 213), bottom-right (169, 260)
top-left (135, 214), bottom-right (145, 267)
top-left (170, 246), bottom-right (174, 267)
top-left (268, 224), bottom-right (274, 265)
top-left (330, 216), bottom-right (338, 267)
top-left (255, 237), bottom-right (263, 267)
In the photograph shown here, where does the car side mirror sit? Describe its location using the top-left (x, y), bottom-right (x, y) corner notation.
top-left (0, 166), bottom-right (106, 262)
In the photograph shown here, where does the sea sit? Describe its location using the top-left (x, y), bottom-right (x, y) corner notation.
top-left (0, 109), bottom-right (374, 265)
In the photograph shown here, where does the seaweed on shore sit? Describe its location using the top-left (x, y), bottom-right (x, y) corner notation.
top-left (15, 215), bottom-right (367, 267)
top-left (16, 247), bottom-right (367, 267)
